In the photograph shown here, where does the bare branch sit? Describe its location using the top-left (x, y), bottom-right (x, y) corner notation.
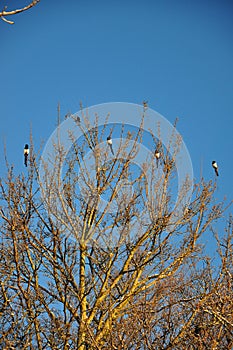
top-left (0, 1), bottom-right (40, 24)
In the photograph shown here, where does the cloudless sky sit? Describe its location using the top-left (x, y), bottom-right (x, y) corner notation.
top-left (0, 0), bottom-right (232, 255)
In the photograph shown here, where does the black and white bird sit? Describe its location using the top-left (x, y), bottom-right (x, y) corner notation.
top-left (212, 160), bottom-right (219, 176)
top-left (24, 144), bottom-right (29, 167)
top-left (155, 149), bottom-right (161, 167)
top-left (107, 136), bottom-right (114, 155)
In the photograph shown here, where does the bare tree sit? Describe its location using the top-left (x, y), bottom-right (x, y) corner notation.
top-left (0, 1), bottom-right (40, 24)
top-left (0, 111), bottom-right (231, 349)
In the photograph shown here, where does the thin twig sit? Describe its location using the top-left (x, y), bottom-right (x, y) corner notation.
top-left (0, 1), bottom-right (40, 25)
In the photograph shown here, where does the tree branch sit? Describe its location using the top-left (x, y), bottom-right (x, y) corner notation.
top-left (0, 1), bottom-right (40, 24)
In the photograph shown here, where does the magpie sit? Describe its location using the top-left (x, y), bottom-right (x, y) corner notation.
top-left (155, 149), bottom-right (161, 167)
top-left (107, 136), bottom-right (114, 155)
top-left (212, 160), bottom-right (219, 176)
top-left (24, 144), bottom-right (29, 167)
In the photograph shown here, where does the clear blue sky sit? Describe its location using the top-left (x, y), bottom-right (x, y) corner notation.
top-left (0, 0), bottom-right (232, 248)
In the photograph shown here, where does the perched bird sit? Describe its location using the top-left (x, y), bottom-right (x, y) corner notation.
top-left (71, 114), bottom-right (81, 124)
top-left (107, 136), bottom-right (114, 155)
top-left (212, 160), bottom-right (219, 176)
top-left (75, 115), bottom-right (81, 124)
top-left (24, 144), bottom-right (29, 167)
top-left (155, 149), bottom-right (161, 167)
top-left (64, 112), bottom-right (71, 119)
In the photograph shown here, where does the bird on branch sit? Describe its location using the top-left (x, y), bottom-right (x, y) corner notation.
top-left (212, 160), bottom-right (219, 176)
top-left (155, 149), bottom-right (161, 167)
top-left (24, 144), bottom-right (29, 167)
top-left (107, 136), bottom-right (114, 155)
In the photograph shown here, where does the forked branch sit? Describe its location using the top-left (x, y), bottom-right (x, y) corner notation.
top-left (0, 0), bottom-right (40, 24)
